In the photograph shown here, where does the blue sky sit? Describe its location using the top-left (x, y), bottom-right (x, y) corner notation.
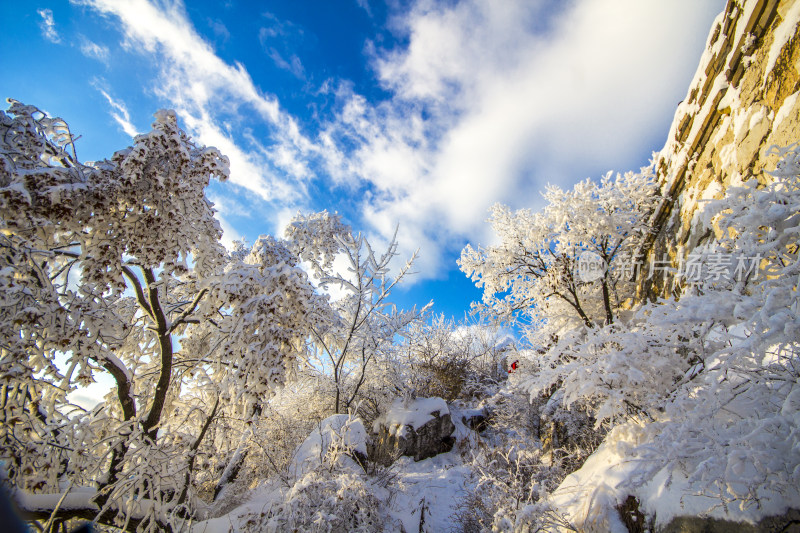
top-left (1, 0), bottom-right (724, 321)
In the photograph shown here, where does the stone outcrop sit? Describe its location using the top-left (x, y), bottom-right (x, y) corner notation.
top-left (290, 414), bottom-right (370, 477)
top-left (369, 397), bottom-right (456, 466)
top-left (659, 508), bottom-right (800, 532)
top-left (615, 497), bottom-right (800, 533)
top-left (639, 0), bottom-right (800, 299)
top-left (459, 407), bottom-right (490, 432)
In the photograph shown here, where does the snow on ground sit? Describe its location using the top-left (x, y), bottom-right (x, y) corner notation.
top-left (545, 420), bottom-right (800, 531)
top-left (190, 447), bottom-right (474, 533)
top-left (289, 414), bottom-right (369, 478)
top-left (188, 404), bottom-right (479, 532)
top-left (374, 397), bottom-right (450, 434)
top-left (191, 479), bottom-right (287, 533)
top-left (387, 449), bottom-right (474, 532)
top-left (385, 404), bottom-right (480, 531)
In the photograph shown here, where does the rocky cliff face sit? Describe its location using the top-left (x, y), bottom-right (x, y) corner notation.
top-left (641, 0), bottom-right (800, 299)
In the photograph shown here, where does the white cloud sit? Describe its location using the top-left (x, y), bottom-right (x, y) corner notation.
top-left (95, 84), bottom-right (139, 137)
top-left (265, 47), bottom-right (305, 79)
top-left (76, 0), bottom-right (724, 284)
top-left (181, 111), bottom-right (293, 201)
top-left (258, 14), bottom-right (306, 79)
top-left (320, 0), bottom-right (724, 279)
top-left (78, 0), bottom-right (315, 204)
top-left (37, 8), bottom-right (61, 43)
top-left (80, 37), bottom-right (110, 63)
top-left (207, 18), bottom-right (230, 43)
top-left (216, 213), bottom-right (244, 250)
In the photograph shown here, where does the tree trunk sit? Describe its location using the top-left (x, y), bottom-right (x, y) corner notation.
top-left (601, 277), bottom-right (614, 325)
top-left (213, 403), bottom-right (261, 500)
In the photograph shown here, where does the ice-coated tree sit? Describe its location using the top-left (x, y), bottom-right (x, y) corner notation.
top-left (519, 143), bottom-right (800, 429)
top-left (387, 314), bottom-right (514, 401)
top-left (507, 145), bottom-right (800, 529)
top-left (0, 100), bottom-right (321, 531)
top-left (455, 166), bottom-right (662, 521)
top-left (459, 169), bottom-right (659, 333)
top-left (285, 213), bottom-right (429, 414)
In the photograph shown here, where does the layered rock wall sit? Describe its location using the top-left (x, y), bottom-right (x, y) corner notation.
top-left (640, 0), bottom-right (800, 299)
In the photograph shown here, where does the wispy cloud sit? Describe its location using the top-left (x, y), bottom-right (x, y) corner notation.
top-left (75, 0), bottom-right (723, 282)
top-left (264, 46), bottom-right (305, 80)
top-left (258, 13), bottom-right (306, 79)
top-left (354, 0), bottom-right (372, 18)
top-left (94, 83), bottom-right (139, 137)
top-left (80, 37), bottom-right (110, 63)
top-left (77, 0), bottom-right (315, 211)
top-left (318, 0), bottom-right (724, 276)
top-left (207, 18), bottom-right (230, 43)
top-left (37, 8), bottom-right (61, 43)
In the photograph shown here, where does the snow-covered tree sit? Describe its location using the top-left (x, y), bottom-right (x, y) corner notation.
top-left (506, 144), bottom-right (800, 529)
top-left (0, 100), bottom-right (320, 531)
top-left (387, 314), bottom-right (514, 401)
top-left (459, 169), bottom-right (659, 332)
top-left (285, 213), bottom-right (429, 414)
top-left (523, 144), bottom-right (800, 427)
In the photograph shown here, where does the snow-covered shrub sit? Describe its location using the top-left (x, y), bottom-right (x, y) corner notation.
top-left (287, 213), bottom-right (429, 415)
top-left (537, 392), bottom-right (605, 473)
top-left (241, 468), bottom-right (387, 533)
top-left (205, 403), bottom-right (320, 514)
top-left (205, 374), bottom-right (353, 517)
top-left (457, 319), bottom-right (518, 400)
top-left (290, 414), bottom-right (370, 477)
top-left (518, 295), bottom-right (728, 428)
top-left (454, 390), bottom-right (599, 532)
top-left (387, 315), bottom-right (515, 403)
top-left (507, 143), bottom-right (800, 529)
top-left (394, 317), bottom-right (474, 400)
top-left (455, 420), bottom-right (572, 533)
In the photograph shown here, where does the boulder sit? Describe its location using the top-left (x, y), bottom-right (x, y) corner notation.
top-left (459, 407), bottom-right (490, 432)
top-left (369, 397), bottom-right (456, 466)
top-left (290, 414), bottom-right (369, 477)
top-left (658, 509), bottom-right (800, 533)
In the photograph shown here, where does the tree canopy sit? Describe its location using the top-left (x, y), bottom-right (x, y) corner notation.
top-left (459, 170), bottom-right (659, 332)
top-left (0, 100), bottom-right (415, 531)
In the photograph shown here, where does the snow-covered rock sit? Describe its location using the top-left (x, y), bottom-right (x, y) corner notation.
top-left (659, 509), bottom-right (800, 533)
top-left (289, 414), bottom-right (369, 478)
top-left (370, 397), bottom-right (456, 465)
top-left (641, 0), bottom-right (800, 299)
top-left (459, 406), bottom-right (490, 432)
top-left (537, 421), bottom-right (800, 532)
